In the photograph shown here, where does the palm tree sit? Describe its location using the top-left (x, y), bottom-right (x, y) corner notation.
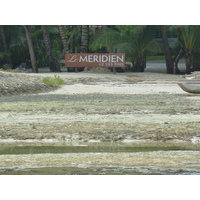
top-left (23, 25), bottom-right (38, 73)
top-left (58, 25), bottom-right (76, 60)
top-left (81, 25), bottom-right (89, 53)
top-left (58, 25), bottom-right (68, 58)
top-left (129, 26), bottom-right (159, 72)
top-left (91, 25), bottom-right (159, 72)
top-left (0, 25), bottom-right (12, 64)
top-left (177, 25), bottom-right (200, 74)
top-left (160, 26), bottom-right (174, 74)
top-left (5, 26), bottom-right (29, 67)
top-left (41, 25), bottom-right (61, 72)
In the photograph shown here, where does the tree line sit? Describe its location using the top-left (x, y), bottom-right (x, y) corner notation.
top-left (1, 25), bottom-right (200, 74)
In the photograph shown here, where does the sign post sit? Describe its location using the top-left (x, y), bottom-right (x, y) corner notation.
top-left (65, 53), bottom-right (125, 73)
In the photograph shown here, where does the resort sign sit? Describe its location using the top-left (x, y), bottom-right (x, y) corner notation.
top-left (65, 53), bottom-right (125, 68)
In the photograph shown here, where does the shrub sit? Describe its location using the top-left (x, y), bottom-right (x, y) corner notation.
top-left (42, 75), bottom-right (64, 87)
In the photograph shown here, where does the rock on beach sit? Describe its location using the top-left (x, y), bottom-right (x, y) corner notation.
top-left (0, 71), bottom-right (53, 96)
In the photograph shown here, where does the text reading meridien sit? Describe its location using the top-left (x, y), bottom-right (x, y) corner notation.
top-left (65, 53), bottom-right (125, 68)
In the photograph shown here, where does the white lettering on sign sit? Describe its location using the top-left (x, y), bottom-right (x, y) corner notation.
top-left (116, 55), bottom-right (123, 62)
top-left (69, 55), bottom-right (78, 62)
top-left (94, 55), bottom-right (98, 62)
top-left (111, 55), bottom-right (116, 62)
top-left (102, 55), bottom-right (108, 62)
top-left (77, 55), bottom-right (124, 63)
top-left (88, 55), bottom-right (93, 62)
top-left (65, 53), bottom-right (125, 68)
top-left (79, 56), bottom-right (87, 62)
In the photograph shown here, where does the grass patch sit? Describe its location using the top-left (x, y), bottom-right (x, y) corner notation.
top-left (42, 75), bottom-right (64, 87)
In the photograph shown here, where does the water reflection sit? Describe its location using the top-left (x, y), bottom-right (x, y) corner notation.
top-left (1, 166), bottom-right (200, 175)
top-left (1, 142), bottom-right (200, 155)
top-left (0, 141), bottom-right (200, 175)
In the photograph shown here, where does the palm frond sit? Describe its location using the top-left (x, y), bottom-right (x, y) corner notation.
top-left (90, 28), bottom-right (130, 51)
top-left (114, 42), bottom-right (134, 56)
top-left (48, 25), bottom-right (60, 34)
top-left (179, 25), bottom-right (200, 49)
top-left (146, 40), bottom-right (162, 54)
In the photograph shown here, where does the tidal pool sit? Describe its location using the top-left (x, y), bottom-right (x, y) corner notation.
top-left (0, 141), bottom-right (200, 175)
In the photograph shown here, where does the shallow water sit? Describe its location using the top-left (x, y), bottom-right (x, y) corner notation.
top-left (0, 166), bottom-right (145, 175)
top-left (0, 141), bottom-right (200, 175)
top-left (1, 141), bottom-right (200, 155)
top-left (1, 165), bottom-right (200, 175)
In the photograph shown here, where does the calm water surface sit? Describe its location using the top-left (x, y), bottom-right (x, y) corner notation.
top-left (0, 142), bottom-right (200, 175)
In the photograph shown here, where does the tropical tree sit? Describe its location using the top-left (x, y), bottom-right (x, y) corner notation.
top-left (58, 25), bottom-right (76, 61)
top-left (177, 25), bottom-right (200, 74)
top-left (81, 25), bottom-right (89, 53)
top-left (128, 26), bottom-right (159, 72)
top-left (0, 25), bottom-right (12, 64)
top-left (23, 25), bottom-right (38, 73)
top-left (41, 25), bottom-right (60, 72)
top-left (91, 26), bottom-right (125, 53)
top-left (173, 48), bottom-right (183, 74)
top-left (6, 26), bottom-right (29, 67)
top-left (160, 26), bottom-right (174, 74)
top-left (91, 25), bottom-right (159, 72)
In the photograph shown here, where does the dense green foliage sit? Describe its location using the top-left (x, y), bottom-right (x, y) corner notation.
top-left (1, 25), bottom-right (200, 73)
